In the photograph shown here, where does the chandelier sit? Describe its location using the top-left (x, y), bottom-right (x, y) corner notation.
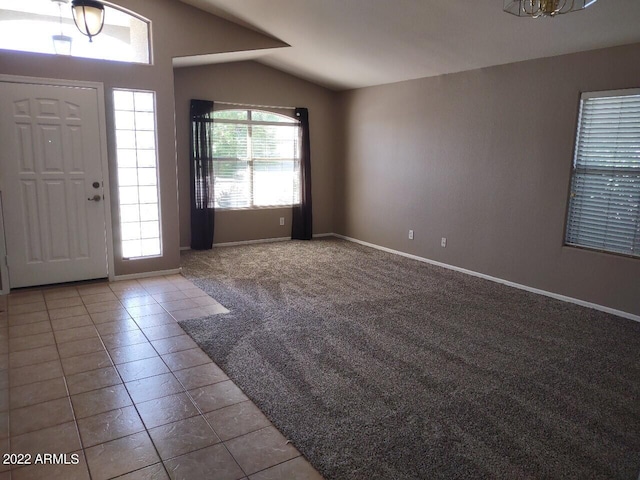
top-left (504, 0), bottom-right (598, 17)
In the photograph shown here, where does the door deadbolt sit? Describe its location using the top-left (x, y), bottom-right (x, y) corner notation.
top-left (88, 194), bottom-right (102, 202)
top-left (92, 182), bottom-right (100, 189)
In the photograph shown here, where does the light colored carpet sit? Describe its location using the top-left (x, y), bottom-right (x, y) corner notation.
top-left (179, 238), bottom-right (640, 480)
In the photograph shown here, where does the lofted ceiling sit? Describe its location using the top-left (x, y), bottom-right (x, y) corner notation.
top-left (176, 0), bottom-right (640, 91)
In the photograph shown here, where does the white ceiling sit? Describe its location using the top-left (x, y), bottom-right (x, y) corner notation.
top-left (178, 0), bottom-right (640, 91)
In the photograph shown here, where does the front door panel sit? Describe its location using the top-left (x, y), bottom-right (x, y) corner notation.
top-left (0, 81), bottom-right (108, 288)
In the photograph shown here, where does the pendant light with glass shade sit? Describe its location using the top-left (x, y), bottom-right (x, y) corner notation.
top-left (71, 0), bottom-right (105, 42)
top-left (51, 0), bottom-right (72, 55)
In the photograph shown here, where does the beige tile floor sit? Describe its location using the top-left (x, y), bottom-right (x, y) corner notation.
top-left (0, 274), bottom-right (323, 480)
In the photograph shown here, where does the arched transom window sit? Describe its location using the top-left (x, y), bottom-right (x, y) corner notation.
top-left (0, 0), bottom-right (151, 64)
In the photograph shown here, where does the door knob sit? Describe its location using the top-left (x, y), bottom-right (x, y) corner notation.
top-left (88, 194), bottom-right (102, 202)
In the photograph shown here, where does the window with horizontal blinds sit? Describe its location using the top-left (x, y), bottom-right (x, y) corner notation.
top-left (565, 90), bottom-right (640, 258)
top-left (211, 109), bottom-right (301, 209)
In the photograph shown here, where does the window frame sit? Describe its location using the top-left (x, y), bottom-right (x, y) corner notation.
top-left (0, 0), bottom-right (153, 64)
top-left (563, 88), bottom-right (640, 260)
top-left (113, 87), bottom-right (163, 260)
top-left (211, 108), bottom-right (302, 211)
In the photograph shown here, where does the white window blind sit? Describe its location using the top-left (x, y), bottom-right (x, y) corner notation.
top-left (211, 109), bottom-right (301, 209)
top-left (565, 91), bottom-right (640, 258)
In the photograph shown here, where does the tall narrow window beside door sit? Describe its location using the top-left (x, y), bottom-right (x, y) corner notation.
top-left (113, 89), bottom-right (162, 258)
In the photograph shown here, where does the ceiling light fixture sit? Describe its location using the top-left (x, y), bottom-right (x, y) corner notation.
top-left (51, 0), bottom-right (72, 55)
top-left (52, 34), bottom-right (73, 55)
top-left (71, 0), bottom-right (105, 42)
top-left (504, 0), bottom-right (598, 17)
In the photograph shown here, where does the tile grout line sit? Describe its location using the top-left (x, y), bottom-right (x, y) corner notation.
top-left (9, 282), bottom-right (168, 478)
top-left (84, 282), bottom-right (173, 480)
top-left (122, 278), bottom-right (248, 479)
top-left (6, 288), bottom-right (213, 368)
top-left (168, 277), bottom-right (311, 478)
top-left (3, 276), bottom-right (249, 480)
top-left (78, 275), bottom-right (228, 477)
top-left (7, 282), bottom-right (143, 478)
top-left (55, 298), bottom-right (91, 479)
top-left (6, 286), bottom-right (215, 343)
top-left (8, 292), bottom-right (95, 480)
top-left (148, 280), bottom-right (299, 478)
top-left (122, 275), bottom-right (259, 478)
top-left (4, 301), bottom-right (55, 475)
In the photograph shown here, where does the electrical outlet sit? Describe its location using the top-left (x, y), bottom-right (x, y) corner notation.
top-left (441, 237), bottom-right (447, 248)
top-left (408, 230), bottom-right (414, 240)
top-left (280, 217), bottom-right (285, 226)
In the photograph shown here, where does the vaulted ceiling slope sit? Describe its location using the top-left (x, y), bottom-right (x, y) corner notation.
top-left (177, 0), bottom-right (640, 91)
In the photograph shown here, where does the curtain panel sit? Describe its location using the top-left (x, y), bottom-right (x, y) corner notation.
top-left (190, 99), bottom-right (215, 250)
top-left (292, 107), bottom-right (313, 240)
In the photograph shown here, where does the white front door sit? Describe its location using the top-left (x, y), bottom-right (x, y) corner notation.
top-left (0, 81), bottom-right (109, 288)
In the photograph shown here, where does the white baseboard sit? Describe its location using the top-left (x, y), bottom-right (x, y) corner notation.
top-left (213, 237), bottom-right (291, 248)
top-left (180, 246), bottom-right (191, 251)
top-left (113, 267), bottom-right (182, 281)
top-left (313, 233), bottom-right (334, 238)
top-left (332, 233), bottom-right (640, 323)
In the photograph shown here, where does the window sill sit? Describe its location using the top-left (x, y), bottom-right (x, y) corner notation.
top-left (562, 244), bottom-right (638, 261)
top-left (123, 254), bottom-right (163, 261)
top-left (216, 205), bottom-right (300, 212)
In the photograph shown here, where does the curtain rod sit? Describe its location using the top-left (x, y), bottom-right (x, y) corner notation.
top-left (215, 101), bottom-right (296, 111)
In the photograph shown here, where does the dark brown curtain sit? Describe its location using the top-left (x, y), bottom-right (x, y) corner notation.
top-left (190, 99), bottom-right (215, 249)
top-left (292, 107), bottom-right (312, 240)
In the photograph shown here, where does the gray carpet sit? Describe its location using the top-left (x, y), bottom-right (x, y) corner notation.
top-left (179, 238), bottom-right (640, 480)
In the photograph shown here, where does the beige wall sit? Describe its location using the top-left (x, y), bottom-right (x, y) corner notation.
top-left (2, 1), bottom-right (637, 317)
top-left (173, 61), bottom-right (338, 247)
top-left (0, 0), bottom-right (284, 278)
top-left (336, 43), bottom-right (640, 316)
